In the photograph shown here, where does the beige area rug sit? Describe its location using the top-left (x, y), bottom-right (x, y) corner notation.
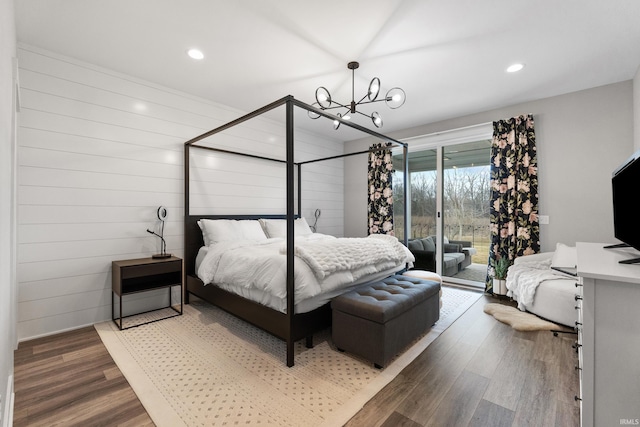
top-left (96, 286), bottom-right (482, 427)
top-left (483, 303), bottom-right (563, 332)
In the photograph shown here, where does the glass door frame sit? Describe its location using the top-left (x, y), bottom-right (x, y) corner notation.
top-left (398, 123), bottom-right (492, 282)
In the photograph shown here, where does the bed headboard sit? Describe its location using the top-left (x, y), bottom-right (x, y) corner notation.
top-left (184, 214), bottom-right (294, 276)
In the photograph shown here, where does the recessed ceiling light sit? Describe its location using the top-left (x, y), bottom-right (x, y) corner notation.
top-left (506, 63), bottom-right (524, 73)
top-left (187, 48), bottom-right (204, 60)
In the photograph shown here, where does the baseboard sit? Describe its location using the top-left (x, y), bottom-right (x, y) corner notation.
top-left (2, 374), bottom-right (13, 427)
top-left (18, 322), bottom-right (96, 343)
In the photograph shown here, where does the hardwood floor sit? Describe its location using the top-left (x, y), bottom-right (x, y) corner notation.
top-left (13, 326), bottom-right (153, 427)
top-left (13, 294), bottom-right (579, 427)
top-left (345, 294), bottom-right (580, 427)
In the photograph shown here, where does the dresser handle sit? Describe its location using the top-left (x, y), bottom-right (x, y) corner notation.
top-left (572, 342), bottom-right (582, 349)
top-left (575, 305), bottom-right (580, 310)
top-left (575, 395), bottom-right (582, 402)
top-left (575, 295), bottom-right (583, 301)
top-left (575, 321), bottom-right (582, 327)
top-left (575, 282), bottom-right (583, 288)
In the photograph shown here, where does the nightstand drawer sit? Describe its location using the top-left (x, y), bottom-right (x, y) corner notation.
top-left (113, 257), bottom-right (182, 295)
top-left (120, 259), bottom-right (181, 279)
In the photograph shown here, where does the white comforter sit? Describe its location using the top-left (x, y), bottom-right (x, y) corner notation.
top-left (197, 233), bottom-right (414, 303)
top-left (506, 257), bottom-right (573, 310)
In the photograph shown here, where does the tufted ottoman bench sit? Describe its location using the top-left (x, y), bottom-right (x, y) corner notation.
top-left (331, 274), bottom-right (441, 368)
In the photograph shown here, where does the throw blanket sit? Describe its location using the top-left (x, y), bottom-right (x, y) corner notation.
top-left (283, 234), bottom-right (413, 280)
top-left (506, 257), bottom-right (573, 310)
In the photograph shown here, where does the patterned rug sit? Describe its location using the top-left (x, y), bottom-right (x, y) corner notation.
top-left (95, 286), bottom-right (482, 427)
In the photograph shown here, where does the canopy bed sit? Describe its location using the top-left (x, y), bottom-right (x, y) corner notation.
top-left (183, 96), bottom-right (410, 366)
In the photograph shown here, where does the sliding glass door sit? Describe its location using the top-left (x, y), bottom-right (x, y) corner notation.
top-left (442, 141), bottom-right (491, 285)
top-left (395, 135), bottom-right (491, 287)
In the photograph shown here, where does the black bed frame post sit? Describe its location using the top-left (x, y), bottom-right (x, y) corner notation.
top-left (402, 143), bottom-right (409, 245)
top-left (285, 97), bottom-right (296, 367)
top-left (184, 142), bottom-right (190, 305)
top-left (297, 163), bottom-right (302, 218)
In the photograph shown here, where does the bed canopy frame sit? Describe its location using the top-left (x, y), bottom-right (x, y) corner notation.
top-left (183, 95), bottom-right (409, 366)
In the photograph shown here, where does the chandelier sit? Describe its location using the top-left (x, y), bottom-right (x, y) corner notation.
top-left (309, 61), bottom-right (406, 129)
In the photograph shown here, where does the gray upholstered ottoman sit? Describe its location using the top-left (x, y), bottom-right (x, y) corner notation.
top-left (331, 274), bottom-right (441, 368)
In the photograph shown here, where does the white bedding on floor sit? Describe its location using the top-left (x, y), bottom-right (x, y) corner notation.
top-left (195, 233), bottom-right (414, 313)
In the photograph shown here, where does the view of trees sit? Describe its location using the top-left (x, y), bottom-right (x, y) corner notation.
top-left (394, 165), bottom-right (491, 246)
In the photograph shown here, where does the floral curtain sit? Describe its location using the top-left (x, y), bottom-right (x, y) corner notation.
top-left (368, 143), bottom-right (394, 235)
top-left (486, 114), bottom-right (540, 292)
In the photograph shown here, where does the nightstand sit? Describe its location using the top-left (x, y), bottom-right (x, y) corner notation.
top-left (112, 256), bottom-right (183, 330)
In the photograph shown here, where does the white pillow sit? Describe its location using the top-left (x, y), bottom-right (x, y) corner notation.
top-left (551, 243), bottom-right (577, 268)
top-left (197, 220), bottom-right (210, 246)
top-left (199, 219), bottom-right (267, 245)
top-left (259, 217), bottom-right (313, 239)
top-left (237, 220), bottom-right (269, 241)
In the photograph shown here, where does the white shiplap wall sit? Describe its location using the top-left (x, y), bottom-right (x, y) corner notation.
top-left (17, 45), bottom-right (344, 340)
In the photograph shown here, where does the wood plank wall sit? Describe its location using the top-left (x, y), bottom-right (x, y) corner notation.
top-left (16, 45), bottom-right (344, 341)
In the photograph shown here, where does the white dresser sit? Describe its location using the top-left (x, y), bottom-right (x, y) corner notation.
top-left (576, 242), bottom-right (640, 427)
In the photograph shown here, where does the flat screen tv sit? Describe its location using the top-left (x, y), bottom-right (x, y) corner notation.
top-left (608, 148), bottom-right (640, 264)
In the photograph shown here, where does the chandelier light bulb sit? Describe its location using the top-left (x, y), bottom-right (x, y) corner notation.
top-left (368, 77), bottom-right (381, 101)
top-left (371, 111), bottom-right (383, 128)
top-left (333, 112), bottom-right (343, 130)
top-left (385, 87), bottom-right (406, 109)
top-left (307, 102), bottom-right (321, 119)
top-left (315, 87), bottom-right (332, 108)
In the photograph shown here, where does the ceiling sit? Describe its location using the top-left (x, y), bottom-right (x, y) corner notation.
top-left (14, 0), bottom-right (640, 137)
